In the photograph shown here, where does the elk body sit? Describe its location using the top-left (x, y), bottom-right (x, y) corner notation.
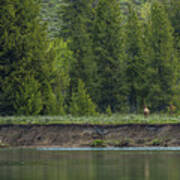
top-left (144, 106), bottom-right (150, 117)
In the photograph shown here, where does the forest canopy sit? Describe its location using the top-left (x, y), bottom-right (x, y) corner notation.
top-left (0, 0), bottom-right (180, 115)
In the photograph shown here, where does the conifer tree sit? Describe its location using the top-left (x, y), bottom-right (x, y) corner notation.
top-left (92, 0), bottom-right (126, 112)
top-left (165, 0), bottom-right (180, 55)
top-left (14, 76), bottom-right (42, 115)
top-left (48, 38), bottom-right (73, 115)
top-left (0, 0), bottom-right (56, 115)
top-left (146, 1), bottom-right (178, 111)
top-left (58, 0), bottom-right (97, 96)
top-left (70, 79), bottom-right (97, 116)
top-left (124, 4), bottom-right (148, 112)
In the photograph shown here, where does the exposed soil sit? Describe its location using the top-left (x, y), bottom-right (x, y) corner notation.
top-left (0, 124), bottom-right (180, 147)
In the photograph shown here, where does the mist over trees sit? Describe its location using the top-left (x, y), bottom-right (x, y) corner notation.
top-left (0, 0), bottom-right (180, 115)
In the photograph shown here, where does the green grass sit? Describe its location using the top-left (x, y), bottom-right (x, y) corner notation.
top-left (0, 114), bottom-right (180, 125)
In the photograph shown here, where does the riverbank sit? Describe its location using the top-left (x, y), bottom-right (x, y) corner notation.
top-left (1, 124), bottom-right (180, 147)
top-left (1, 114), bottom-right (180, 125)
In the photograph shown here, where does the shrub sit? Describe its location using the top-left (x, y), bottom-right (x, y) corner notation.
top-left (90, 139), bottom-right (106, 147)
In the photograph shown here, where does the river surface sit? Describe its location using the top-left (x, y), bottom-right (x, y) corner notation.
top-left (1, 148), bottom-right (180, 180)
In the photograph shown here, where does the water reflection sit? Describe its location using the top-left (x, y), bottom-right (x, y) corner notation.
top-left (0, 149), bottom-right (180, 180)
top-left (144, 159), bottom-right (150, 180)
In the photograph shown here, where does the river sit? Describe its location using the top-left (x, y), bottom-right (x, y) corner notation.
top-left (0, 148), bottom-right (180, 180)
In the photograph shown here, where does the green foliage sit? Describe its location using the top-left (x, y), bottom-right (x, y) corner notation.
top-left (165, 0), bottom-right (180, 37)
top-left (146, 1), bottom-right (178, 111)
top-left (41, 82), bottom-right (57, 115)
top-left (90, 139), bottom-right (106, 147)
top-left (1, 0), bottom-right (180, 116)
top-left (124, 4), bottom-right (148, 112)
top-left (41, 0), bottom-right (62, 38)
top-left (70, 79), bottom-right (97, 116)
top-left (149, 138), bottom-right (163, 146)
top-left (0, 0), bottom-right (57, 115)
top-left (164, 0), bottom-right (180, 63)
top-left (58, 0), bottom-right (97, 96)
top-left (47, 38), bottom-right (73, 115)
top-left (140, 1), bottom-right (151, 22)
top-left (92, 0), bottom-right (126, 112)
top-left (106, 105), bottom-right (112, 116)
top-left (14, 76), bottom-right (43, 115)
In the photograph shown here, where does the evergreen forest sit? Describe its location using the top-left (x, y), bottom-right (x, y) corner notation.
top-left (0, 0), bottom-right (180, 116)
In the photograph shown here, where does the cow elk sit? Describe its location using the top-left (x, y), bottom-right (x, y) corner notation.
top-left (144, 106), bottom-right (150, 118)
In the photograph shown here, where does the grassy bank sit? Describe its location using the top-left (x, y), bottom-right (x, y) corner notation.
top-left (0, 114), bottom-right (180, 125)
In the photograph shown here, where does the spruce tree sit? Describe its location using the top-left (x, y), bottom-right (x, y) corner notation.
top-left (165, 0), bottom-right (180, 55)
top-left (58, 0), bottom-right (97, 97)
top-left (70, 79), bottom-right (97, 116)
top-left (14, 76), bottom-right (42, 115)
top-left (146, 1), bottom-right (178, 111)
top-left (0, 0), bottom-right (56, 115)
top-left (92, 0), bottom-right (126, 112)
top-left (48, 38), bottom-right (73, 115)
top-left (124, 4), bottom-right (148, 112)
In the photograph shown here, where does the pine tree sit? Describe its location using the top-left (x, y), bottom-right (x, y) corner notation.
top-left (124, 4), bottom-right (148, 112)
top-left (70, 79), bottom-right (97, 116)
top-left (92, 0), bottom-right (126, 112)
top-left (0, 0), bottom-right (56, 115)
top-left (58, 0), bottom-right (97, 97)
top-left (146, 1), bottom-right (178, 111)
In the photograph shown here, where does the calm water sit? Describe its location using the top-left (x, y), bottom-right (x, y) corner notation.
top-left (1, 148), bottom-right (180, 180)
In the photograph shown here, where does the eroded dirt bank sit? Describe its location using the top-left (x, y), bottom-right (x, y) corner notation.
top-left (1, 124), bottom-right (180, 147)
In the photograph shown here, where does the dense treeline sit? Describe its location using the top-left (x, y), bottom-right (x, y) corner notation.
top-left (0, 0), bottom-right (180, 116)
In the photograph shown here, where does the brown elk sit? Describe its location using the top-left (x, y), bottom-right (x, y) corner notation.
top-left (144, 105), bottom-right (150, 118)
